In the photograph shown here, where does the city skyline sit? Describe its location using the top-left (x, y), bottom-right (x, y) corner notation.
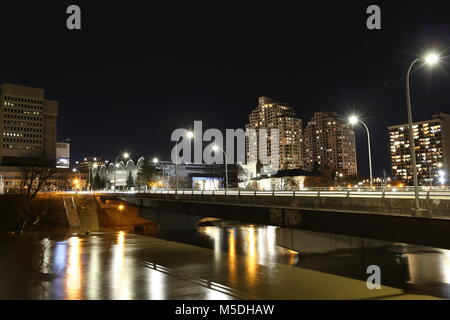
top-left (2, 1), bottom-right (450, 305)
top-left (2, 2), bottom-right (450, 178)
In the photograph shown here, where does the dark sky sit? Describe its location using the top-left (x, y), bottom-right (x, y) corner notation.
top-left (2, 1), bottom-right (450, 177)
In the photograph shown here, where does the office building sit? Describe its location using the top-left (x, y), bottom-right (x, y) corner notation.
top-left (0, 83), bottom-right (58, 166)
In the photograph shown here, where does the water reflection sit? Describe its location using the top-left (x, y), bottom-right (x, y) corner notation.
top-left (66, 237), bottom-right (82, 299)
top-left (88, 236), bottom-right (100, 299)
top-left (246, 226), bottom-right (257, 286)
top-left (0, 221), bottom-right (450, 299)
top-left (228, 229), bottom-right (237, 286)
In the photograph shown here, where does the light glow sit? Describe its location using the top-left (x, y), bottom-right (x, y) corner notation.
top-left (424, 53), bottom-right (439, 65)
top-left (348, 115), bottom-right (359, 125)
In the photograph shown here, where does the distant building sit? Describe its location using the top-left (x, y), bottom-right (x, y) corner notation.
top-left (241, 168), bottom-right (313, 190)
top-left (0, 83), bottom-right (58, 166)
top-left (245, 96), bottom-right (302, 173)
top-left (75, 157), bottom-right (108, 172)
top-left (0, 166), bottom-right (86, 194)
top-left (388, 113), bottom-right (450, 184)
top-left (301, 112), bottom-right (357, 177)
top-left (56, 142), bottom-right (70, 168)
top-left (158, 162), bottom-right (238, 190)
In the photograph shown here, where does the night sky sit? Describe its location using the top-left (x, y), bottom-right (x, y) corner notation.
top-left (3, 1), bottom-right (450, 177)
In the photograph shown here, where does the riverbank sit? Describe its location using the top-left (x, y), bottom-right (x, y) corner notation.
top-left (0, 193), bottom-right (155, 233)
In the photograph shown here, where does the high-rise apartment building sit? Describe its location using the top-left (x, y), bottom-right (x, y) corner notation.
top-left (388, 113), bottom-right (450, 184)
top-left (0, 83), bottom-right (58, 166)
top-left (302, 112), bottom-right (357, 176)
top-left (245, 96), bottom-right (302, 172)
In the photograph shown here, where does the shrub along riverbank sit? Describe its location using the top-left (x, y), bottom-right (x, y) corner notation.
top-left (0, 195), bottom-right (68, 232)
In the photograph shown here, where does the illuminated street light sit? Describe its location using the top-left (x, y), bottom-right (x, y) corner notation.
top-left (424, 53), bottom-right (439, 65)
top-left (212, 144), bottom-right (228, 191)
top-left (72, 168), bottom-right (81, 189)
top-left (406, 52), bottom-right (441, 213)
top-left (153, 157), bottom-right (159, 164)
top-left (348, 115), bottom-right (359, 125)
top-left (348, 115), bottom-right (373, 187)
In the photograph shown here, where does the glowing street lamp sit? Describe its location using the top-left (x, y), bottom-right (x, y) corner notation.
top-left (348, 115), bottom-right (373, 187)
top-left (424, 53), bottom-right (439, 65)
top-left (406, 52), bottom-right (440, 213)
top-left (72, 168), bottom-right (81, 191)
top-left (152, 157), bottom-right (159, 164)
top-left (212, 145), bottom-right (228, 191)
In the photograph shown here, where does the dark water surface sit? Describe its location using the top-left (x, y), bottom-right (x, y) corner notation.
top-left (0, 221), bottom-right (449, 299)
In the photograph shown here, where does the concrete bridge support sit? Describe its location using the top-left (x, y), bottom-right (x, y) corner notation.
top-left (139, 208), bottom-right (203, 230)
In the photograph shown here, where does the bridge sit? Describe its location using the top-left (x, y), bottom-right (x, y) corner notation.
top-left (102, 187), bottom-right (450, 250)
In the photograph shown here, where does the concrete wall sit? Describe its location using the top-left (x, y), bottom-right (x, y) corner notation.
top-left (276, 228), bottom-right (391, 254)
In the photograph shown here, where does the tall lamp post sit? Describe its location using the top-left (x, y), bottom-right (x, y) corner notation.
top-left (348, 116), bottom-right (373, 187)
top-left (212, 145), bottom-right (228, 191)
top-left (406, 52), bottom-right (439, 213)
top-left (174, 131), bottom-right (193, 197)
top-left (114, 152), bottom-right (129, 192)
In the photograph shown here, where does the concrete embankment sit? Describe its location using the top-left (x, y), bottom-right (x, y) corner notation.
top-left (95, 197), bottom-right (156, 229)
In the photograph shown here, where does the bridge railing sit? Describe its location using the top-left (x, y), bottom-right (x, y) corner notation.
top-left (138, 188), bottom-right (450, 200)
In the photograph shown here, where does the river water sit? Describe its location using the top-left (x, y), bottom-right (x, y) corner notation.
top-left (0, 220), bottom-right (449, 299)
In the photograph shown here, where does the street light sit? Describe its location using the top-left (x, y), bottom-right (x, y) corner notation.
top-left (406, 52), bottom-right (440, 213)
top-left (212, 145), bottom-right (228, 191)
top-left (72, 168), bottom-right (81, 191)
top-left (114, 152), bottom-right (130, 191)
top-left (72, 168), bottom-right (81, 179)
top-left (348, 115), bottom-right (373, 187)
top-left (175, 131), bottom-right (193, 197)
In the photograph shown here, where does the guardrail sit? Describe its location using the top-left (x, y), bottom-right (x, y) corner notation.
top-left (137, 188), bottom-right (450, 200)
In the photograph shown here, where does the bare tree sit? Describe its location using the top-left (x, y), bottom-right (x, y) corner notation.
top-left (16, 166), bottom-right (58, 230)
